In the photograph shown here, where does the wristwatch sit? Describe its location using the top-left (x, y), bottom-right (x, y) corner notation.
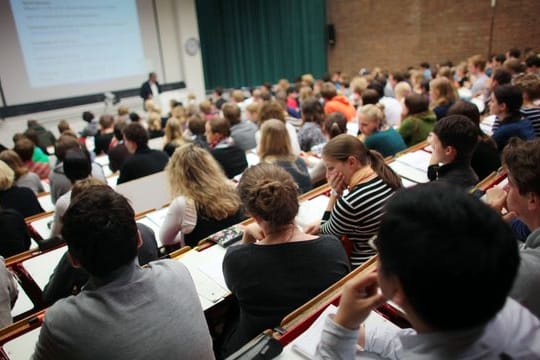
top-left (331, 188), bottom-right (340, 197)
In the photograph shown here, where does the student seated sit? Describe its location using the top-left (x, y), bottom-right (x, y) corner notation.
top-left (398, 94), bottom-right (436, 147)
top-left (447, 100), bottom-right (500, 180)
top-left (255, 100), bottom-right (302, 155)
top-left (117, 123), bottom-right (169, 185)
top-left (427, 115), bottom-right (479, 189)
top-left (490, 85), bottom-right (535, 151)
top-left (429, 77), bottom-right (456, 120)
top-left (315, 183), bottom-right (540, 359)
top-left (357, 104), bottom-right (406, 157)
top-left (0, 160), bottom-right (44, 218)
top-left (43, 180), bottom-right (159, 305)
top-left (32, 186), bottom-right (214, 359)
top-left (259, 119), bottom-right (312, 194)
top-left (160, 143), bottom-right (245, 247)
top-left (223, 103), bottom-right (257, 151)
top-left (0, 150), bottom-right (44, 194)
top-left (205, 117), bottom-right (248, 179)
top-left (221, 164), bottom-right (350, 356)
top-left (306, 134), bottom-right (402, 267)
top-left (486, 138), bottom-right (540, 318)
top-left (297, 98), bottom-right (327, 152)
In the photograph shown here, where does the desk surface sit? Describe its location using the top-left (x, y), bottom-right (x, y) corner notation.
top-left (22, 247), bottom-right (66, 291)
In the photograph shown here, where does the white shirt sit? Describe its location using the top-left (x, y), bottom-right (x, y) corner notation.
top-left (316, 297), bottom-right (540, 359)
top-left (159, 196), bottom-right (197, 246)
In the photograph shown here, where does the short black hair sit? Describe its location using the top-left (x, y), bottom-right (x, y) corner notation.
top-left (129, 112), bottom-right (141, 122)
top-left (376, 182), bottom-right (519, 331)
top-left (64, 148), bottom-right (92, 183)
top-left (526, 55), bottom-right (540, 68)
top-left (82, 111), bottom-right (94, 123)
top-left (361, 89), bottom-right (381, 105)
top-left (62, 187), bottom-right (138, 277)
top-left (493, 54), bottom-right (506, 63)
top-left (492, 68), bottom-right (512, 86)
top-left (508, 47), bottom-right (521, 58)
top-left (433, 115), bottom-right (479, 160)
top-left (493, 85), bottom-right (523, 115)
top-left (367, 80), bottom-right (385, 98)
top-left (123, 123), bottom-right (148, 148)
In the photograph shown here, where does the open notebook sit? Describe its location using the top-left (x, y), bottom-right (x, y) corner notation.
top-left (291, 304), bottom-right (398, 359)
top-left (295, 195), bottom-right (329, 229)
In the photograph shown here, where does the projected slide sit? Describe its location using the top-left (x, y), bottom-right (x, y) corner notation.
top-left (10, 0), bottom-right (146, 88)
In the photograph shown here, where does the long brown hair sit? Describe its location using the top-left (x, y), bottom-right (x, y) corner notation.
top-left (322, 134), bottom-right (402, 190)
top-left (0, 150), bottom-right (29, 180)
top-left (258, 119), bottom-right (294, 162)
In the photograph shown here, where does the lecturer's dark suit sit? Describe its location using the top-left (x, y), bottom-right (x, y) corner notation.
top-left (139, 80), bottom-right (161, 100)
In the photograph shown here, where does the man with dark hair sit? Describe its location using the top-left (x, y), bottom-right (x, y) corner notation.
top-left (205, 117), bottom-right (247, 178)
top-left (507, 47), bottom-right (521, 60)
top-left (222, 103), bottom-right (257, 151)
top-left (93, 114), bottom-right (115, 155)
top-left (487, 138), bottom-right (540, 318)
top-left (107, 122), bottom-right (130, 173)
top-left (139, 72), bottom-right (160, 102)
top-left (80, 111), bottom-right (98, 137)
top-left (316, 183), bottom-right (540, 359)
top-left (32, 187), bottom-right (213, 359)
top-left (427, 115), bottom-right (480, 188)
top-left (213, 86), bottom-right (226, 110)
top-left (117, 123), bottom-right (169, 184)
top-left (526, 55), bottom-right (540, 75)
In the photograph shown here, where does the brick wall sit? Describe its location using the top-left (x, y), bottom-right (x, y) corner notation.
top-left (327, 0), bottom-right (540, 74)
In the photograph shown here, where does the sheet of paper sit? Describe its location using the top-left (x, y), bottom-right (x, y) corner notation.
top-left (40, 180), bottom-right (50, 193)
top-left (94, 155), bottom-right (110, 167)
top-left (295, 195), bottom-right (329, 229)
top-left (175, 249), bottom-right (230, 310)
top-left (136, 217), bottom-right (163, 248)
top-left (197, 245), bottom-right (228, 290)
top-left (394, 150), bottom-right (431, 172)
top-left (4, 327), bottom-right (41, 360)
top-left (29, 213), bottom-right (54, 241)
top-left (388, 161), bottom-right (428, 184)
top-left (22, 246), bottom-right (67, 290)
top-left (107, 174), bottom-right (119, 188)
top-left (246, 152), bottom-right (260, 167)
top-left (401, 178), bottom-right (417, 188)
top-left (37, 194), bottom-right (54, 213)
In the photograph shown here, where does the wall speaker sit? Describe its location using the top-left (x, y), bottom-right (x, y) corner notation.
top-left (327, 24), bottom-right (336, 46)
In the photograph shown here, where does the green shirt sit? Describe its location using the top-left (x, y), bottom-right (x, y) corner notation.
top-left (32, 147), bottom-right (50, 163)
top-left (398, 111), bottom-right (437, 147)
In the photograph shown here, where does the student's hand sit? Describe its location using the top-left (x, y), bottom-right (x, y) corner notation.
top-left (239, 223), bottom-right (264, 244)
top-left (328, 172), bottom-right (346, 197)
top-left (304, 221), bottom-right (321, 235)
top-left (334, 273), bottom-right (386, 330)
top-left (485, 187), bottom-right (508, 212)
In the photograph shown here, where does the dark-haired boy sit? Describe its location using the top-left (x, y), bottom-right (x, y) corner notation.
top-left (32, 187), bottom-right (213, 359)
top-left (427, 115), bottom-right (479, 188)
top-left (316, 183), bottom-right (540, 359)
top-left (117, 123), bottom-right (169, 184)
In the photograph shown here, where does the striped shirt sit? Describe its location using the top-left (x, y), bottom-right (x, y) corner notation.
top-left (520, 107), bottom-right (540, 138)
top-left (320, 176), bottom-right (396, 267)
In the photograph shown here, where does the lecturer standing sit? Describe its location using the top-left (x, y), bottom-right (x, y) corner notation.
top-left (140, 72), bottom-right (161, 109)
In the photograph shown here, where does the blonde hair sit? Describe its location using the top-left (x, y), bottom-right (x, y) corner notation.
top-left (166, 143), bottom-right (240, 219)
top-left (394, 81), bottom-right (412, 101)
top-left (147, 112), bottom-right (162, 131)
top-left (350, 77), bottom-right (368, 95)
top-left (358, 104), bottom-right (387, 131)
top-left (231, 90), bottom-right (244, 103)
top-left (258, 119), bottom-right (294, 162)
top-left (117, 105), bottom-right (129, 116)
top-left (301, 74), bottom-right (315, 86)
top-left (164, 117), bottom-right (186, 146)
top-left (298, 86), bottom-right (314, 102)
top-left (430, 77), bottom-right (456, 107)
top-left (0, 160), bottom-right (15, 191)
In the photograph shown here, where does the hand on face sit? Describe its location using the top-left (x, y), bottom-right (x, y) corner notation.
top-left (329, 171), bottom-right (347, 196)
top-left (334, 272), bottom-right (387, 330)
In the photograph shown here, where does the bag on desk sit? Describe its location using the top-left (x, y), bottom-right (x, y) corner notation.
top-left (225, 333), bottom-right (282, 360)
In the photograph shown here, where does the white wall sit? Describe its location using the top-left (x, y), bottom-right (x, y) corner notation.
top-left (0, 0), bottom-right (206, 147)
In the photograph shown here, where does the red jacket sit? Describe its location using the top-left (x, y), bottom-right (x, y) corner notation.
top-left (324, 95), bottom-right (356, 121)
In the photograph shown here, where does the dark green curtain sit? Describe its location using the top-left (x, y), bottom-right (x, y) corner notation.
top-left (195, 0), bottom-right (327, 90)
